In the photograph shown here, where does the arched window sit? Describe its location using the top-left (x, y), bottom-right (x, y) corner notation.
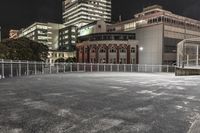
top-left (109, 47), bottom-right (117, 53)
top-left (131, 47), bottom-right (135, 53)
top-left (91, 48), bottom-right (96, 53)
top-left (120, 48), bottom-right (127, 53)
top-left (99, 47), bottom-right (106, 53)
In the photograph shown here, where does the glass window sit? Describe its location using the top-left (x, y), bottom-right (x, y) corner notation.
top-left (131, 47), bottom-right (135, 53)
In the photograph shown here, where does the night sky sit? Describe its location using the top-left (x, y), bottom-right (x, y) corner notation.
top-left (1, 0), bottom-right (200, 39)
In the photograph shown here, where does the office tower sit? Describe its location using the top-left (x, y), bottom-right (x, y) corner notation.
top-left (63, 0), bottom-right (111, 27)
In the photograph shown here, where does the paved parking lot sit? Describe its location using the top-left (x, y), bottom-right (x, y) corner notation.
top-left (0, 72), bottom-right (200, 133)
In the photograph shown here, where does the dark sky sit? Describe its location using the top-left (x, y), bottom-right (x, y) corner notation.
top-left (1, 0), bottom-right (200, 39)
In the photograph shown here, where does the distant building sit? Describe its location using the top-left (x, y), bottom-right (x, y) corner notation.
top-left (108, 5), bottom-right (200, 65)
top-left (9, 30), bottom-right (20, 39)
top-left (0, 27), bottom-right (1, 42)
top-left (76, 33), bottom-right (139, 64)
top-left (18, 22), bottom-right (78, 64)
top-left (62, 0), bottom-right (112, 27)
top-left (19, 22), bottom-right (65, 50)
top-left (78, 20), bottom-right (110, 37)
top-left (59, 25), bottom-right (77, 52)
top-left (48, 50), bottom-right (76, 64)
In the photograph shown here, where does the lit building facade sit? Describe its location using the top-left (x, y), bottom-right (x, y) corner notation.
top-left (48, 50), bottom-right (76, 64)
top-left (19, 22), bottom-right (65, 50)
top-left (108, 5), bottom-right (200, 65)
top-left (63, 0), bottom-right (111, 27)
top-left (78, 20), bottom-right (109, 37)
top-left (76, 33), bottom-right (139, 64)
top-left (59, 25), bottom-right (77, 52)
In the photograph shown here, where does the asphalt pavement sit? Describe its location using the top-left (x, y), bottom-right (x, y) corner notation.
top-left (0, 72), bottom-right (200, 133)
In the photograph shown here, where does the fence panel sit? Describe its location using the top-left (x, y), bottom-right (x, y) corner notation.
top-left (0, 59), bottom-right (176, 79)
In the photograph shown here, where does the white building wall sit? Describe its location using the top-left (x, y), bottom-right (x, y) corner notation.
top-left (134, 24), bottom-right (163, 65)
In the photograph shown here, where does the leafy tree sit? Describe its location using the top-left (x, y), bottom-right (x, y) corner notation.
top-left (66, 57), bottom-right (76, 63)
top-left (0, 43), bottom-right (9, 59)
top-left (0, 37), bottom-right (48, 61)
top-left (55, 58), bottom-right (65, 63)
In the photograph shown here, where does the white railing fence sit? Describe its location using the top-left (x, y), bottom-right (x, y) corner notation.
top-left (0, 59), bottom-right (175, 79)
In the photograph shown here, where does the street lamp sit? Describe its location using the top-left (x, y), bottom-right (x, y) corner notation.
top-left (139, 47), bottom-right (144, 51)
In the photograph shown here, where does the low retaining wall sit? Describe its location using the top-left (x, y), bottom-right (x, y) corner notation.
top-left (175, 67), bottom-right (200, 76)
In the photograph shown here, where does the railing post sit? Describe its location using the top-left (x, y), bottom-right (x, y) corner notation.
top-left (10, 60), bottom-right (13, 78)
top-left (124, 64), bottom-right (126, 72)
top-left (19, 60), bottom-right (21, 76)
top-left (27, 61), bottom-right (29, 76)
top-left (77, 63), bottom-right (79, 72)
top-left (145, 64), bottom-right (147, 72)
top-left (84, 63), bottom-right (86, 72)
top-left (35, 61), bottom-right (37, 75)
top-left (1, 59), bottom-right (5, 79)
top-left (42, 62), bottom-right (45, 74)
top-left (197, 45), bottom-right (199, 66)
top-left (97, 63), bottom-right (100, 72)
top-left (117, 64), bottom-right (119, 72)
top-left (104, 64), bottom-right (106, 72)
top-left (50, 63), bottom-right (52, 74)
top-left (111, 64), bottom-right (113, 72)
top-left (131, 64), bottom-right (133, 72)
top-left (64, 63), bottom-right (66, 73)
top-left (91, 63), bottom-right (93, 72)
top-left (138, 64), bottom-right (140, 72)
top-left (70, 63), bottom-right (72, 72)
top-left (159, 65), bottom-right (162, 72)
top-left (167, 65), bottom-right (169, 73)
top-left (56, 63), bottom-right (59, 73)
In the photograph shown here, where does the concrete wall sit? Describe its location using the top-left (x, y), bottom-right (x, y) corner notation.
top-left (133, 24), bottom-right (163, 65)
top-left (176, 67), bottom-right (200, 76)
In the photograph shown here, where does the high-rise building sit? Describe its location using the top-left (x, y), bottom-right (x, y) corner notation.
top-left (108, 5), bottom-right (200, 65)
top-left (62, 0), bottom-right (111, 28)
top-left (19, 22), bottom-right (65, 50)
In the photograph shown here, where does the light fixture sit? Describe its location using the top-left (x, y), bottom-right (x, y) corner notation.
top-left (139, 47), bottom-right (144, 51)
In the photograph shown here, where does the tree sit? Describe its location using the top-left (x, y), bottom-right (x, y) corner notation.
top-left (55, 58), bottom-right (65, 63)
top-left (0, 43), bottom-right (9, 59)
top-left (0, 37), bottom-right (49, 61)
top-left (66, 57), bottom-right (76, 63)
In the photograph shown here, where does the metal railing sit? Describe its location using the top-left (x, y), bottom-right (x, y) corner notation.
top-left (0, 59), bottom-right (175, 79)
